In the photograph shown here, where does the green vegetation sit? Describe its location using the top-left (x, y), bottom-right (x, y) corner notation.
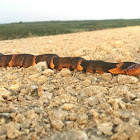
top-left (0, 19), bottom-right (140, 40)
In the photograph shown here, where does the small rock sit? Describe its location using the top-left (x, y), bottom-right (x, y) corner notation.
top-left (20, 88), bottom-right (28, 95)
top-left (27, 110), bottom-right (38, 120)
top-left (57, 87), bottom-right (66, 95)
top-left (0, 88), bottom-right (11, 98)
top-left (118, 101), bottom-right (126, 109)
top-left (0, 124), bottom-right (7, 136)
top-left (6, 122), bottom-right (21, 139)
top-left (31, 85), bottom-right (38, 90)
top-left (101, 73), bottom-right (112, 81)
top-left (96, 130), bottom-right (103, 136)
top-left (85, 97), bottom-right (99, 107)
top-left (28, 73), bottom-right (41, 80)
top-left (37, 75), bottom-right (48, 84)
top-left (113, 118), bottom-right (123, 125)
top-left (12, 113), bottom-right (25, 123)
top-left (38, 92), bottom-right (52, 105)
top-left (37, 86), bottom-right (44, 96)
top-left (0, 135), bottom-right (6, 140)
top-left (48, 109), bottom-right (68, 121)
top-left (114, 40), bottom-right (122, 46)
top-left (60, 68), bottom-right (71, 77)
top-left (17, 95), bottom-right (24, 102)
top-left (108, 85), bottom-right (130, 96)
top-left (10, 84), bottom-right (20, 91)
top-left (90, 109), bottom-right (99, 120)
top-left (62, 103), bottom-right (76, 111)
top-left (51, 120), bottom-right (64, 131)
top-left (82, 79), bottom-right (91, 86)
top-left (42, 69), bottom-right (54, 76)
top-left (118, 75), bottom-right (138, 84)
top-left (108, 98), bottom-right (126, 110)
top-left (0, 118), bottom-right (5, 124)
top-left (30, 85), bottom-right (38, 94)
top-left (69, 113), bottom-right (78, 121)
top-left (66, 121), bottom-right (74, 128)
top-left (97, 123), bottom-right (113, 135)
top-left (114, 124), bottom-right (140, 140)
top-left (35, 125), bottom-right (44, 133)
top-left (108, 99), bottom-right (119, 110)
top-left (78, 114), bottom-right (88, 124)
top-left (129, 118), bottom-right (139, 126)
top-left (111, 132), bottom-right (129, 140)
top-left (35, 62), bottom-right (48, 72)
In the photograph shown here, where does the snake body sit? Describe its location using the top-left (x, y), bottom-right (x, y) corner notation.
top-left (0, 54), bottom-right (139, 76)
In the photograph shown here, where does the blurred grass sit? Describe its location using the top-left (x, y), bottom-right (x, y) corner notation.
top-left (0, 19), bottom-right (140, 40)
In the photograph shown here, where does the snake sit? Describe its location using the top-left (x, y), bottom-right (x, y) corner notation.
top-left (0, 53), bottom-right (139, 76)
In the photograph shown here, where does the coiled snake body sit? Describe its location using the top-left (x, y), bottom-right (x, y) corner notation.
top-left (0, 53), bottom-right (139, 76)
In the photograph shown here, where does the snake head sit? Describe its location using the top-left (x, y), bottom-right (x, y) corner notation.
top-left (126, 64), bottom-right (140, 76)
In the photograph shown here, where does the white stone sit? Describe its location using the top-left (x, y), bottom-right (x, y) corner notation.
top-left (31, 85), bottom-right (38, 90)
top-left (35, 62), bottom-right (48, 72)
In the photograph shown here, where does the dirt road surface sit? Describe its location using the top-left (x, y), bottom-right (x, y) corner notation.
top-left (0, 26), bottom-right (140, 140)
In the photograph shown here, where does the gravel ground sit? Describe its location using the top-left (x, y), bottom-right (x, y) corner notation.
top-left (0, 26), bottom-right (140, 140)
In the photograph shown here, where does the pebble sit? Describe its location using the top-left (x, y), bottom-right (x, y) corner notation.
top-left (90, 109), bottom-right (99, 120)
top-left (0, 118), bottom-right (5, 124)
top-left (10, 84), bottom-right (20, 92)
top-left (78, 114), bottom-right (88, 125)
top-left (101, 73), bottom-right (112, 81)
top-left (6, 122), bottom-right (21, 139)
top-left (28, 73), bottom-right (41, 80)
top-left (82, 79), bottom-right (91, 86)
top-left (31, 85), bottom-right (38, 90)
top-left (69, 113), bottom-right (78, 121)
top-left (60, 68), bottom-right (71, 77)
top-left (35, 61), bottom-right (48, 72)
top-left (48, 109), bottom-right (68, 121)
top-left (42, 69), bottom-right (54, 76)
top-left (108, 99), bottom-right (120, 110)
top-left (118, 75), bottom-right (138, 84)
top-left (27, 110), bottom-right (38, 120)
top-left (12, 113), bottom-right (25, 123)
top-left (0, 87), bottom-right (11, 98)
top-left (38, 92), bottom-right (52, 105)
top-left (51, 120), bottom-right (64, 131)
top-left (62, 103), bottom-right (76, 111)
top-left (97, 123), bottom-right (113, 135)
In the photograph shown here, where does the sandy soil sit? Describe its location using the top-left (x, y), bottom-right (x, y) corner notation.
top-left (0, 26), bottom-right (140, 140)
